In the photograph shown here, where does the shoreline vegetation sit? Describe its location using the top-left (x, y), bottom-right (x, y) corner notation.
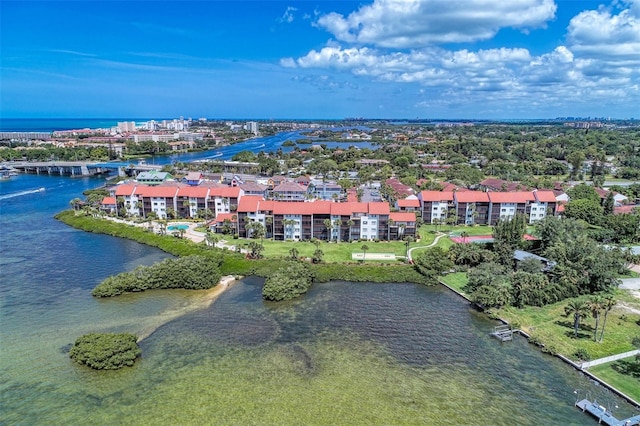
top-left (55, 210), bottom-right (427, 286)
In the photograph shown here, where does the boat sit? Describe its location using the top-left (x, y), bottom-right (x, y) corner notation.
top-left (0, 167), bottom-right (13, 180)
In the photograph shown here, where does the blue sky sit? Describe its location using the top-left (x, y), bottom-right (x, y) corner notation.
top-left (1, 0), bottom-right (639, 119)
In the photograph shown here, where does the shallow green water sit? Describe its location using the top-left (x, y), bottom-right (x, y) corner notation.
top-left (3, 277), bottom-right (638, 425)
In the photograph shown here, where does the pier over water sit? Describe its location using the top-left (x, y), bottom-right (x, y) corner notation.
top-left (576, 399), bottom-right (640, 425)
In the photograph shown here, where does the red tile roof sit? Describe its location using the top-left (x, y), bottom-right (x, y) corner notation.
top-left (440, 182), bottom-right (469, 192)
top-left (397, 198), bottom-right (421, 207)
top-left (101, 197), bottom-right (116, 205)
top-left (594, 187), bottom-right (610, 199)
top-left (390, 212), bottom-right (417, 222)
top-left (454, 192), bottom-right (490, 203)
top-left (330, 202), bottom-right (355, 216)
top-left (114, 184), bottom-right (136, 197)
top-left (213, 213), bottom-right (237, 223)
top-left (136, 186), bottom-right (179, 198)
top-left (177, 186), bottom-right (210, 198)
top-left (420, 190), bottom-right (454, 202)
top-left (385, 178), bottom-right (414, 197)
top-left (237, 196), bottom-right (263, 212)
top-left (273, 201), bottom-right (331, 215)
top-left (487, 192), bottom-right (535, 203)
top-left (210, 186), bottom-right (242, 198)
top-left (614, 205), bottom-right (639, 215)
top-left (273, 181), bottom-right (307, 193)
top-left (533, 190), bottom-right (557, 203)
top-left (368, 202), bottom-right (390, 215)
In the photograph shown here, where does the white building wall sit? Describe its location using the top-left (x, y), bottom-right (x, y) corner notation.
top-left (284, 214), bottom-right (302, 240)
top-left (430, 201), bottom-right (448, 223)
top-left (529, 202), bottom-right (547, 223)
top-left (212, 197), bottom-right (231, 216)
top-left (498, 202), bottom-right (517, 220)
top-left (359, 214), bottom-right (379, 240)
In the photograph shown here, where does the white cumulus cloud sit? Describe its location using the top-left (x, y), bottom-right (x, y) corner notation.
top-left (316, 0), bottom-right (557, 48)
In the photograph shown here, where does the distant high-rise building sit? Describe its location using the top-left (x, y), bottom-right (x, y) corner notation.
top-left (117, 121), bottom-right (136, 133)
top-left (246, 121), bottom-right (259, 135)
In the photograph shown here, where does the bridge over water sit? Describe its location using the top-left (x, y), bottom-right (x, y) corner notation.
top-left (5, 161), bottom-right (162, 177)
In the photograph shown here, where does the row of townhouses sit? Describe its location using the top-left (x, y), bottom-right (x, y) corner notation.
top-left (417, 190), bottom-right (558, 225)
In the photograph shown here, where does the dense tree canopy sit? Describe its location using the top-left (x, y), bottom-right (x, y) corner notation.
top-left (69, 333), bottom-right (141, 370)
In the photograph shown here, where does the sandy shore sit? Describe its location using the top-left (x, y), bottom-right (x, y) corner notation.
top-left (136, 275), bottom-right (238, 342)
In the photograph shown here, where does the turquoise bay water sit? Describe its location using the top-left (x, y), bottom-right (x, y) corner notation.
top-left (1, 127), bottom-right (638, 424)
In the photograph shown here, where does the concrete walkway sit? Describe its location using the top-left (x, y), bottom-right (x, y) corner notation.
top-left (406, 233), bottom-right (447, 263)
top-left (619, 277), bottom-right (640, 290)
top-left (581, 349), bottom-right (640, 369)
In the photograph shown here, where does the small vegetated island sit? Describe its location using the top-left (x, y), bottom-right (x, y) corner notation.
top-left (69, 333), bottom-right (141, 370)
top-left (92, 255), bottom-right (222, 297)
top-left (262, 262), bottom-right (314, 301)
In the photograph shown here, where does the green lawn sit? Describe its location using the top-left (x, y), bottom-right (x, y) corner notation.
top-left (254, 239), bottom-right (411, 263)
top-left (439, 272), bottom-right (469, 295)
top-left (437, 270), bottom-right (640, 362)
top-left (497, 292), bottom-right (640, 361)
top-left (420, 224), bottom-right (494, 237)
top-left (589, 360), bottom-right (640, 402)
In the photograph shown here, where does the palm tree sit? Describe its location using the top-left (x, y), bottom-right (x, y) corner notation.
top-left (183, 199), bottom-right (191, 218)
top-left (323, 218), bottom-right (333, 242)
top-left (283, 218), bottom-right (296, 240)
top-left (158, 219), bottom-right (167, 235)
top-left (388, 217), bottom-right (395, 239)
top-left (461, 231), bottom-right (469, 244)
top-left (404, 236), bottom-right (414, 263)
top-left (289, 247), bottom-right (299, 260)
top-left (265, 216), bottom-right (274, 240)
top-left (346, 219), bottom-right (355, 242)
top-left (136, 201), bottom-right (145, 218)
top-left (587, 295), bottom-right (604, 342)
top-left (361, 244), bottom-right (369, 262)
top-left (333, 218), bottom-right (342, 243)
top-left (231, 214), bottom-right (238, 235)
top-left (398, 223), bottom-right (406, 240)
top-left (564, 299), bottom-right (590, 338)
top-left (205, 231), bottom-right (220, 248)
top-left (598, 294), bottom-right (616, 342)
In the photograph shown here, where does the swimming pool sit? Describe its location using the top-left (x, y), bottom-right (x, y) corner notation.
top-left (167, 224), bottom-right (189, 231)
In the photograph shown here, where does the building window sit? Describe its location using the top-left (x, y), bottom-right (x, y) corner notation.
top-left (363, 221), bottom-right (368, 224)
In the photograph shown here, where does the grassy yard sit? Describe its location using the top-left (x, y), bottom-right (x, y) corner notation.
top-left (436, 269), bottom-right (640, 362)
top-left (438, 272), bottom-right (469, 296)
top-left (589, 360), bottom-right (640, 402)
top-left (420, 224), bottom-right (494, 237)
top-left (255, 239), bottom-right (411, 263)
top-left (498, 292), bottom-right (640, 361)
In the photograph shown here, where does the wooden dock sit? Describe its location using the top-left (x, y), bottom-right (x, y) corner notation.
top-left (576, 398), bottom-right (640, 425)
